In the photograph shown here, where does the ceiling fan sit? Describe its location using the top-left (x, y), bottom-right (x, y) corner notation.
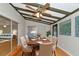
top-left (25, 3), bottom-right (50, 18)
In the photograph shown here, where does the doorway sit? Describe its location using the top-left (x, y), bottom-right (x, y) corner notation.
top-left (52, 24), bottom-right (58, 37)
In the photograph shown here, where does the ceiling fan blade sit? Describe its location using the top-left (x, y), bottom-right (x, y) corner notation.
top-left (39, 3), bottom-right (50, 13)
top-left (44, 3), bottom-right (50, 9)
top-left (25, 5), bottom-right (36, 11)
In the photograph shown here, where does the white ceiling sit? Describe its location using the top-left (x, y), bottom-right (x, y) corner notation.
top-left (18, 10), bottom-right (33, 15)
top-left (19, 10), bottom-right (58, 21)
top-left (41, 16), bottom-right (58, 21)
top-left (12, 3), bottom-right (79, 19)
top-left (40, 3), bottom-right (79, 12)
top-left (23, 15), bottom-right (54, 23)
top-left (12, 3), bottom-right (79, 24)
top-left (45, 10), bottom-right (65, 18)
top-left (12, 3), bottom-right (79, 12)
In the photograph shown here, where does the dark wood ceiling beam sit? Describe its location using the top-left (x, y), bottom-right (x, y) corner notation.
top-left (10, 3), bottom-right (52, 25)
top-left (24, 17), bottom-right (52, 25)
top-left (23, 3), bottom-right (70, 15)
top-left (21, 13), bottom-right (55, 22)
top-left (14, 7), bottom-right (61, 20)
top-left (41, 17), bottom-right (55, 22)
top-left (56, 8), bottom-right (79, 23)
top-left (15, 6), bottom-right (36, 13)
top-left (21, 13), bottom-right (54, 23)
top-left (42, 13), bottom-right (61, 19)
top-left (23, 16), bottom-right (53, 23)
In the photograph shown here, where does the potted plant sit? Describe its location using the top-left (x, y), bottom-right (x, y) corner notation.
top-left (46, 30), bottom-right (51, 37)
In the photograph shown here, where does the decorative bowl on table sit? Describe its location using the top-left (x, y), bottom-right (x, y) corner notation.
top-left (42, 38), bottom-right (47, 41)
top-left (37, 41), bottom-right (43, 44)
top-left (31, 39), bottom-right (36, 41)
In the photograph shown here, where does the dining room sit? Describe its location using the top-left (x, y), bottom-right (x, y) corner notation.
top-left (0, 3), bottom-right (79, 56)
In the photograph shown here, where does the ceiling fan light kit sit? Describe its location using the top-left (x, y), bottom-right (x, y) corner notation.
top-left (33, 12), bottom-right (42, 18)
top-left (35, 12), bottom-right (40, 18)
top-left (25, 3), bottom-right (50, 18)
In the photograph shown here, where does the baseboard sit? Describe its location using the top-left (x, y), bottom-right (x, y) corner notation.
top-left (58, 46), bottom-right (72, 56)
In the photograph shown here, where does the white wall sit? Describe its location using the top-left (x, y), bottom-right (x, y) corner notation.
top-left (55, 11), bottom-right (79, 56)
top-left (0, 3), bottom-right (50, 44)
top-left (25, 20), bottom-right (50, 38)
top-left (0, 3), bottom-right (26, 44)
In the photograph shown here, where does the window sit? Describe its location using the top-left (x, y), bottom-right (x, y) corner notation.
top-left (75, 16), bottom-right (79, 37)
top-left (0, 16), bottom-right (18, 55)
top-left (59, 19), bottom-right (71, 35)
top-left (28, 26), bottom-right (37, 39)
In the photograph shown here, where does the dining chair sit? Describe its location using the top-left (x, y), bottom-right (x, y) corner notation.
top-left (25, 35), bottom-right (29, 42)
top-left (38, 42), bottom-right (53, 56)
top-left (52, 37), bottom-right (58, 56)
top-left (7, 45), bottom-right (22, 56)
top-left (20, 36), bottom-right (32, 56)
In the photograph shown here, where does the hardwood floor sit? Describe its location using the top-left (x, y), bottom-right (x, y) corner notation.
top-left (0, 40), bottom-right (70, 56)
top-left (0, 40), bottom-right (11, 56)
top-left (0, 39), bottom-right (17, 56)
top-left (35, 47), bottom-right (70, 56)
top-left (7, 46), bottom-right (70, 56)
top-left (55, 47), bottom-right (70, 56)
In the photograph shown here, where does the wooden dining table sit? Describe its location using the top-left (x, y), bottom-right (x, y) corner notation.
top-left (27, 39), bottom-right (52, 56)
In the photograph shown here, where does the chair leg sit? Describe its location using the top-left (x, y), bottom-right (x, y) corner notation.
top-left (22, 51), bottom-right (32, 56)
top-left (52, 50), bottom-right (56, 56)
top-left (22, 52), bottom-right (24, 56)
top-left (54, 50), bottom-right (56, 56)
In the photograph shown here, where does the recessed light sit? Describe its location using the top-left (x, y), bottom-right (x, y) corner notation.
top-left (3, 25), bottom-right (7, 28)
